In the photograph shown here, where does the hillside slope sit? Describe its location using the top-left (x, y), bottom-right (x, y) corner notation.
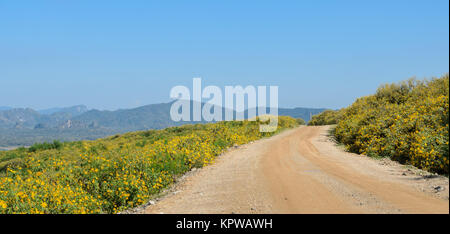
top-left (0, 117), bottom-right (298, 214)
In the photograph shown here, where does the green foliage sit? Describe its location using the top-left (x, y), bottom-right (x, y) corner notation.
top-left (296, 118), bottom-right (306, 125)
top-left (333, 74), bottom-right (449, 174)
top-left (308, 110), bottom-right (343, 126)
top-left (28, 140), bottom-right (62, 153)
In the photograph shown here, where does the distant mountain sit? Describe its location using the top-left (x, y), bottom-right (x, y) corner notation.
top-left (38, 105), bottom-right (88, 116)
top-left (0, 106), bottom-right (12, 111)
top-left (0, 108), bottom-right (41, 129)
top-left (71, 103), bottom-right (177, 131)
top-left (0, 102), bottom-right (327, 146)
top-left (0, 105), bottom-right (89, 130)
top-left (243, 107), bottom-right (326, 123)
top-left (279, 107), bottom-right (327, 122)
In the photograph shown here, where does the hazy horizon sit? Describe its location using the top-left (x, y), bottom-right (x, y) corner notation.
top-left (0, 101), bottom-right (333, 112)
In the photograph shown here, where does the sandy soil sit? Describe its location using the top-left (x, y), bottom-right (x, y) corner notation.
top-left (140, 126), bottom-right (449, 214)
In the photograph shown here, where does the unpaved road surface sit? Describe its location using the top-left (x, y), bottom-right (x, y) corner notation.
top-left (144, 126), bottom-right (449, 214)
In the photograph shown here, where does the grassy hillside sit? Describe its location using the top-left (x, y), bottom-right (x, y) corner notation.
top-left (312, 74), bottom-right (448, 174)
top-left (0, 116), bottom-right (298, 214)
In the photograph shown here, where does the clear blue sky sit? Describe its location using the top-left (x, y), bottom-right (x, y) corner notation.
top-left (0, 0), bottom-right (448, 110)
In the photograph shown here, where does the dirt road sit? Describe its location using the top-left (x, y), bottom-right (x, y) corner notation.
top-left (144, 126), bottom-right (449, 214)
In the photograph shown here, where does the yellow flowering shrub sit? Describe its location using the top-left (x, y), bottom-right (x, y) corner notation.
top-left (333, 74), bottom-right (449, 174)
top-left (0, 116), bottom-right (298, 214)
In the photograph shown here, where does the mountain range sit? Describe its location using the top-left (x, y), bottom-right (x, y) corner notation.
top-left (0, 105), bottom-right (88, 129)
top-left (0, 106), bottom-right (12, 111)
top-left (0, 103), bottom-right (326, 147)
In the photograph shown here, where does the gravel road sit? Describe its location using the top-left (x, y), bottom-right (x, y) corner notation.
top-left (142, 126), bottom-right (449, 214)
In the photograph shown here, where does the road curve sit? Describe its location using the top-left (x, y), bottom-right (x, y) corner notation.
top-left (144, 126), bottom-right (449, 214)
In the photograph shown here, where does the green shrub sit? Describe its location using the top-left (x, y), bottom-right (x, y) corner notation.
top-left (308, 110), bottom-right (343, 126)
top-left (296, 118), bottom-right (306, 125)
top-left (28, 140), bottom-right (62, 153)
top-left (334, 74), bottom-right (449, 174)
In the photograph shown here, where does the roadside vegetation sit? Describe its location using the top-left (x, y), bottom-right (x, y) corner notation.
top-left (296, 118), bottom-right (306, 125)
top-left (0, 117), bottom-right (298, 214)
top-left (308, 110), bottom-right (343, 126)
top-left (311, 74), bottom-right (449, 175)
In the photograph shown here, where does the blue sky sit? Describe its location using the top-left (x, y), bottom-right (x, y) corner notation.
top-left (0, 0), bottom-right (448, 110)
